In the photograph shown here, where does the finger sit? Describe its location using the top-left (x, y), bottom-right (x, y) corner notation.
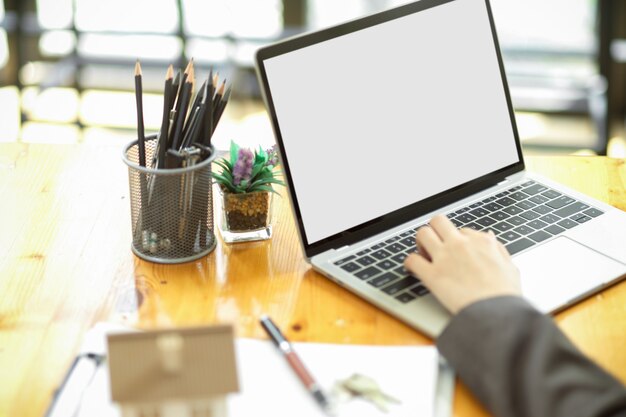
top-left (459, 227), bottom-right (483, 238)
top-left (404, 252), bottom-right (435, 281)
top-left (410, 226), bottom-right (431, 260)
top-left (470, 228), bottom-right (511, 260)
top-left (416, 226), bottom-right (443, 258)
top-left (489, 231), bottom-right (511, 259)
top-left (429, 214), bottom-right (460, 241)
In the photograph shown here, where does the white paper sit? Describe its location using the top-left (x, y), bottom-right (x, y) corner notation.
top-left (76, 329), bottom-right (441, 417)
top-left (228, 339), bottom-right (439, 417)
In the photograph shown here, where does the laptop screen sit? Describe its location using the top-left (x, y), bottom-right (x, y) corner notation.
top-left (258, 0), bottom-right (522, 248)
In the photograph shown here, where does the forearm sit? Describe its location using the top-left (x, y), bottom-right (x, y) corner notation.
top-left (437, 296), bottom-right (626, 417)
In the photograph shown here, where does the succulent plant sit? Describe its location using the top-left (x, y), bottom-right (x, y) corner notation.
top-left (212, 141), bottom-right (284, 194)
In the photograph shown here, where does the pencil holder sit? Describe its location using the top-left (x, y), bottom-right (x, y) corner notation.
top-left (123, 134), bottom-right (217, 263)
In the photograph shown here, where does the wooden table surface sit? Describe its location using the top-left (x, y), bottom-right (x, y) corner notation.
top-left (1, 141), bottom-right (625, 417)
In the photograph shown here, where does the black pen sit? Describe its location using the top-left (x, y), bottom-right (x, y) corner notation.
top-left (259, 315), bottom-right (335, 416)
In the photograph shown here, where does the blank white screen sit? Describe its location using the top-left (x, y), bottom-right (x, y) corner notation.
top-left (263, 0), bottom-right (519, 244)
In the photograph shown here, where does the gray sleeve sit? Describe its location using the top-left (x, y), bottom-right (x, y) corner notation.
top-left (436, 296), bottom-right (626, 417)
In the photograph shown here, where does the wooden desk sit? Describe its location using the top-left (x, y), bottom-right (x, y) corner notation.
top-left (1, 142), bottom-right (625, 417)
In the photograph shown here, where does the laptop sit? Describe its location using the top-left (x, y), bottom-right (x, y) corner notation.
top-left (255, 0), bottom-right (626, 337)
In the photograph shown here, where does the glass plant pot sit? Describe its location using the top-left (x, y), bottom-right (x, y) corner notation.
top-left (218, 187), bottom-right (273, 243)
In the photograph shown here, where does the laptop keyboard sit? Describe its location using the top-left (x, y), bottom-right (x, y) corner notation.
top-left (333, 180), bottom-right (604, 305)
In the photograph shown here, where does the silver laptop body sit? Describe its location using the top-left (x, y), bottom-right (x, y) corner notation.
top-left (255, 0), bottom-right (626, 337)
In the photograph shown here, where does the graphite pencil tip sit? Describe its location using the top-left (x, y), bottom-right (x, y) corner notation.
top-left (166, 64), bottom-right (174, 80)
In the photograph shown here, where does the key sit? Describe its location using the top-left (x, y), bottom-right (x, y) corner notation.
top-left (529, 195), bottom-right (550, 204)
top-left (490, 211), bottom-right (510, 221)
top-left (516, 200), bottom-right (536, 210)
top-left (456, 213), bottom-right (477, 223)
top-left (553, 202), bottom-right (589, 218)
top-left (342, 374), bottom-right (401, 412)
top-left (541, 189), bottom-right (561, 199)
top-left (334, 255), bottom-right (356, 266)
top-left (546, 195), bottom-right (575, 209)
top-left (522, 183), bottom-right (547, 195)
top-left (469, 207), bottom-right (490, 217)
top-left (583, 208), bottom-right (604, 218)
top-left (340, 262), bottom-right (361, 272)
top-left (356, 255), bottom-right (376, 266)
top-left (502, 205), bottom-right (524, 215)
top-left (385, 243), bottom-right (405, 253)
top-left (532, 205), bottom-right (553, 215)
top-left (509, 191), bottom-right (529, 201)
top-left (495, 197), bottom-right (517, 206)
top-left (505, 238), bottom-right (534, 255)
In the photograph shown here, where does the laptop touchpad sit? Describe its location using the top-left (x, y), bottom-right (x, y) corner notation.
top-left (513, 236), bottom-right (625, 313)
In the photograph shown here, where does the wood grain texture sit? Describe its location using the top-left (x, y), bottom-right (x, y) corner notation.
top-left (0, 144), bottom-right (624, 417)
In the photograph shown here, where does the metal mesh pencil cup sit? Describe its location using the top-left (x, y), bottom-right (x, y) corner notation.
top-left (123, 134), bottom-right (217, 263)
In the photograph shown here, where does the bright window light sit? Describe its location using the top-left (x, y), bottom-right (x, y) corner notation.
top-left (19, 61), bottom-right (73, 86)
top-left (39, 30), bottom-right (77, 57)
top-left (183, 0), bottom-right (230, 37)
top-left (37, 0), bottom-right (73, 29)
top-left (229, 0), bottom-right (282, 38)
top-left (232, 40), bottom-right (264, 66)
top-left (75, 0), bottom-right (178, 33)
top-left (0, 87), bottom-right (20, 143)
top-left (80, 90), bottom-right (163, 130)
top-left (186, 39), bottom-right (229, 64)
top-left (78, 34), bottom-right (182, 61)
top-left (308, 0), bottom-right (368, 28)
top-left (490, 0), bottom-right (595, 51)
top-left (308, 0), bottom-right (595, 53)
top-left (21, 122), bottom-right (81, 144)
top-left (184, 0), bottom-right (281, 38)
top-left (82, 127), bottom-right (137, 145)
top-left (22, 87), bottom-right (80, 123)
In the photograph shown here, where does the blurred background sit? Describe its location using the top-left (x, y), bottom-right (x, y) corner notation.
top-left (0, 0), bottom-right (625, 156)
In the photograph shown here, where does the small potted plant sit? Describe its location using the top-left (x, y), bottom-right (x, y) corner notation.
top-left (212, 141), bottom-right (285, 242)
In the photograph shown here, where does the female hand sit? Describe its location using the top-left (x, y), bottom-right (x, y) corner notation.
top-left (404, 214), bottom-right (522, 314)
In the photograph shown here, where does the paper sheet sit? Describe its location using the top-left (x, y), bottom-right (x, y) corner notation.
top-left (229, 339), bottom-right (439, 417)
top-left (75, 325), bottom-right (445, 417)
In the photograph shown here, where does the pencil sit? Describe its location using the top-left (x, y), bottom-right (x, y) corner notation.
top-left (166, 70), bottom-right (181, 151)
top-left (170, 60), bottom-right (193, 147)
top-left (178, 59), bottom-right (193, 101)
top-left (213, 84), bottom-right (231, 139)
top-left (188, 80), bottom-right (210, 147)
top-left (134, 60), bottom-right (150, 243)
top-left (182, 79), bottom-right (207, 143)
top-left (171, 65), bottom-right (194, 151)
top-left (211, 80), bottom-right (225, 122)
top-left (209, 80), bottom-right (226, 141)
top-left (157, 64), bottom-right (174, 169)
top-left (205, 68), bottom-right (215, 145)
top-left (134, 60), bottom-right (146, 167)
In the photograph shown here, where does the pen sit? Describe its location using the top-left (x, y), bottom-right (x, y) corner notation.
top-left (259, 315), bottom-right (334, 416)
top-left (44, 353), bottom-right (105, 417)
